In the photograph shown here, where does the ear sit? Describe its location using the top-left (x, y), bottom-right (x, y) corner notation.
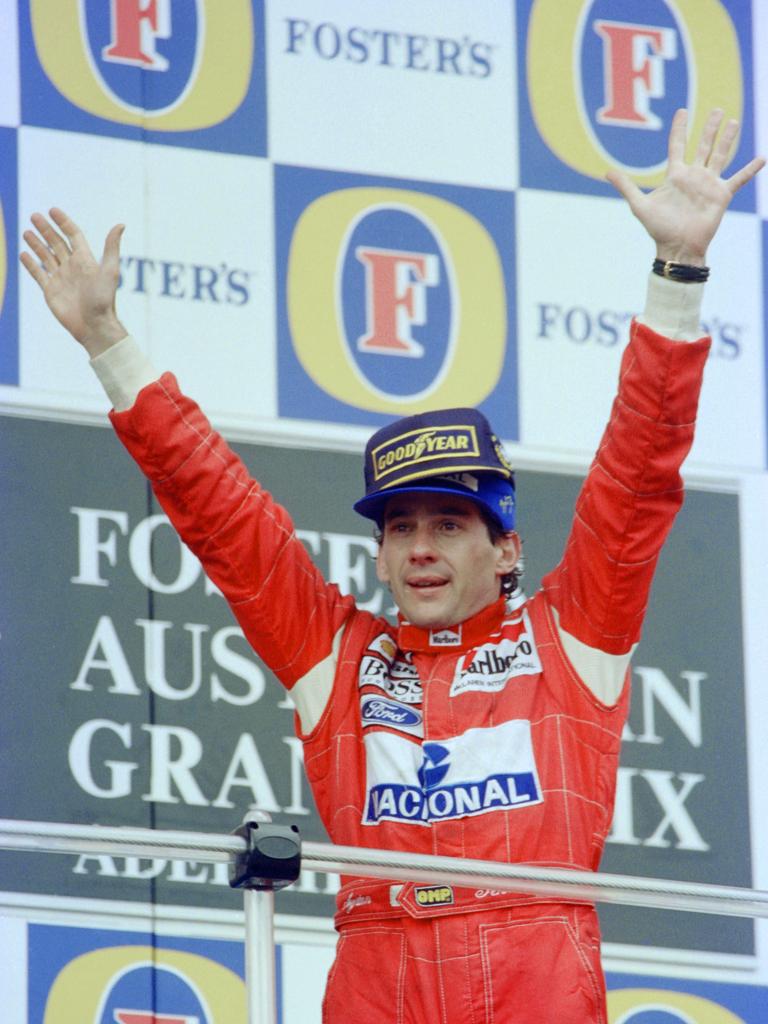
top-left (494, 531), bottom-right (521, 578)
top-left (375, 544), bottom-right (390, 585)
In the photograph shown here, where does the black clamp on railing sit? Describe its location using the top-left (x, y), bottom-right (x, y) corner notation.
top-left (229, 812), bottom-right (301, 891)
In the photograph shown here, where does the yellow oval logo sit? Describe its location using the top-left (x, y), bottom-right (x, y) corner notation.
top-left (527, 0), bottom-right (743, 187)
top-left (287, 186), bottom-right (508, 415)
top-left (29, 0), bottom-right (254, 131)
top-left (608, 988), bottom-right (747, 1023)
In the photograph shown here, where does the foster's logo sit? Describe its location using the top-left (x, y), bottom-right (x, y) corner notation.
top-left (525, 0), bottom-right (745, 189)
top-left (36, 941), bottom-right (245, 1023)
top-left (280, 167), bottom-right (516, 434)
top-left (607, 987), bottom-right (753, 1022)
top-left (25, 0), bottom-right (261, 146)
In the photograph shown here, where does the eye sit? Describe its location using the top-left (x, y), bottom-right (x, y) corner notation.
top-left (440, 519), bottom-right (461, 532)
top-left (386, 520), bottom-right (411, 534)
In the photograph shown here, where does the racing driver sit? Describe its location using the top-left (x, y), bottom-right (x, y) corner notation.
top-left (21, 109), bottom-right (763, 1023)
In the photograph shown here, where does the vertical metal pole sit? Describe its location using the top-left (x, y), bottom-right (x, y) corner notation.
top-left (239, 807), bottom-right (281, 1024)
top-left (244, 886), bottom-right (277, 1024)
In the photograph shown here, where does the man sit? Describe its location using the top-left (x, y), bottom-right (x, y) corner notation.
top-left (21, 110), bottom-right (763, 1022)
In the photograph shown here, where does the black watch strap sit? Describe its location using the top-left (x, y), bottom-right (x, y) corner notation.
top-left (652, 258), bottom-right (710, 282)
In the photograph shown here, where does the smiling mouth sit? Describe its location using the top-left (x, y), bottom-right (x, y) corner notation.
top-left (407, 578), bottom-right (448, 590)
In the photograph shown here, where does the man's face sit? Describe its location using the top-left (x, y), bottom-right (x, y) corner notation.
top-left (375, 493), bottom-right (519, 630)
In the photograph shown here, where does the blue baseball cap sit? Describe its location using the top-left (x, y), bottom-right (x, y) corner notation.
top-left (354, 407), bottom-right (516, 531)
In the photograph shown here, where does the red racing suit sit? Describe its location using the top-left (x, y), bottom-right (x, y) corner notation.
top-left (110, 321), bottom-right (709, 1023)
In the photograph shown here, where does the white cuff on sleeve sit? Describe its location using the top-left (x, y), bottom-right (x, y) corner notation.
top-left (90, 335), bottom-right (160, 411)
top-left (637, 272), bottom-right (706, 342)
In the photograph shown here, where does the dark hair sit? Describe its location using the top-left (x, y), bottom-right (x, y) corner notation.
top-left (477, 506), bottom-right (523, 597)
top-left (373, 506), bottom-right (523, 598)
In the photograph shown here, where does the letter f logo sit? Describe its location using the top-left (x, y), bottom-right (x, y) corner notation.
top-left (356, 246), bottom-right (439, 357)
top-left (103, 0), bottom-right (172, 71)
top-left (594, 20), bottom-right (677, 129)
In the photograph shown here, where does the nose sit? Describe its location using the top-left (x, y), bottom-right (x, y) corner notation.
top-left (407, 523), bottom-right (437, 563)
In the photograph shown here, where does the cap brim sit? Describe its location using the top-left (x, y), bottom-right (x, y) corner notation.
top-left (354, 481), bottom-right (516, 532)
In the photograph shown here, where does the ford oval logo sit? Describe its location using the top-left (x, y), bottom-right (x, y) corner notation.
top-left (361, 697), bottom-right (422, 727)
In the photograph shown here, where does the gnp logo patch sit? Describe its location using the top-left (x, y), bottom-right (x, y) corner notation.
top-left (523, 0), bottom-right (749, 194)
top-left (414, 885), bottom-right (454, 908)
top-left (21, 0), bottom-right (265, 154)
top-left (28, 927), bottom-right (246, 1024)
top-left (277, 166), bottom-right (518, 435)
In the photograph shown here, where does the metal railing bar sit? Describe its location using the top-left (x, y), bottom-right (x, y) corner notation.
top-left (1, 819), bottom-right (766, 918)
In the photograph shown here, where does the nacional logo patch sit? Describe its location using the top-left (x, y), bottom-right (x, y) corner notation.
top-left (362, 720), bottom-right (543, 826)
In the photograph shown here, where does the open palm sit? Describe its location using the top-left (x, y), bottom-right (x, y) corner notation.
top-left (606, 109), bottom-right (765, 265)
top-left (20, 207), bottom-right (126, 355)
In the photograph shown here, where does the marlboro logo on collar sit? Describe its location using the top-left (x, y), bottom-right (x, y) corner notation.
top-left (429, 626), bottom-right (462, 647)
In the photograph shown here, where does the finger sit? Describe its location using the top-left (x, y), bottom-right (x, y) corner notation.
top-left (19, 250), bottom-right (48, 289)
top-left (22, 228), bottom-right (58, 273)
top-left (693, 108), bottom-right (724, 166)
top-left (101, 223), bottom-right (125, 275)
top-left (605, 168), bottom-right (644, 206)
top-left (30, 211), bottom-right (70, 262)
top-left (668, 108), bottom-right (688, 164)
top-left (49, 207), bottom-right (95, 259)
top-left (726, 155), bottom-right (766, 194)
top-left (708, 118), bottom-right (739, 175)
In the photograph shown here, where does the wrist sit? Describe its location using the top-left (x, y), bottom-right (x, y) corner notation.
top-left (655, 245), bottom-right (707, 267)
top-left (79, 316), bottom-right (128, 357)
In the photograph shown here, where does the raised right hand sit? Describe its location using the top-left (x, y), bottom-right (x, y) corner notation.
top-left (20, 208), bottom-right (128, 357)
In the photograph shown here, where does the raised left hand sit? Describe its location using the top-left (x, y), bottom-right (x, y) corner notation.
top-left (606, 108), bottom-right (765, 266)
